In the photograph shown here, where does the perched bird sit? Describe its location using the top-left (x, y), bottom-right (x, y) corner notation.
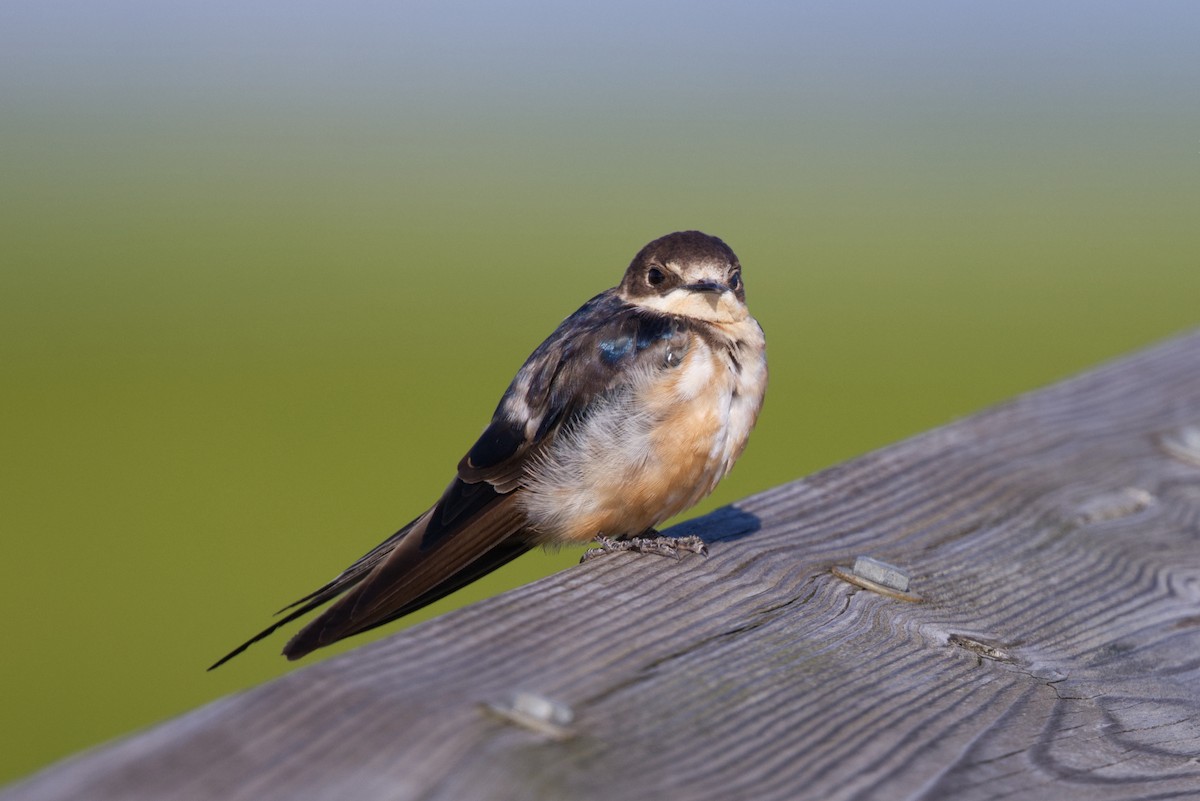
top-left (210, 230), bottom-right (767, 669)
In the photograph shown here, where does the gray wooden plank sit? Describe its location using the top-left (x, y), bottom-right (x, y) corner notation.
top-left (7, 330), bottom-right (1200, 801)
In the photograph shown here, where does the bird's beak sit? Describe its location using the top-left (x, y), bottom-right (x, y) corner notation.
top-left (684, 281), bottom-right (727, 294)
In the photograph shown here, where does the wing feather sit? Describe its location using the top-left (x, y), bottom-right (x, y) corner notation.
top-left (458, 291), bottom-right (687, 486)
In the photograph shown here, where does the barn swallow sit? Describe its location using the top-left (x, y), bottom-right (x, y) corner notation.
top-left (210, 230), bottom-right (767, 669)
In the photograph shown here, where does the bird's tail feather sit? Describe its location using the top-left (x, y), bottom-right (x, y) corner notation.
top-left (281, 492), bottom-right (526, 660)
top-left (207, 510), bottom-right (431, 671)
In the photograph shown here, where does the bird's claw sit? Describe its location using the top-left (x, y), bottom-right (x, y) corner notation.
top-left (580, 534), bottom-right (709, 563)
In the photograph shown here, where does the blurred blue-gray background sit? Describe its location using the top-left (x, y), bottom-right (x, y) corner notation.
top-left (3, 0), bottom-right (1198, 784)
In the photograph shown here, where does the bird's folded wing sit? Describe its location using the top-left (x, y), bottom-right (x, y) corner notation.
top-left (459, 293), bottom-right (688, 491)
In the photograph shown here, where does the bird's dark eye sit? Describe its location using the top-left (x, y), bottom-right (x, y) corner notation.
top-left (647, 267), bottom-right (665, 286)
top-left (728, 271), bottom-right (741, 291)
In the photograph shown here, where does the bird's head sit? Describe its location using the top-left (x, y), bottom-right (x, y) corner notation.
top-left (618, 230), bottom-right (748, 324)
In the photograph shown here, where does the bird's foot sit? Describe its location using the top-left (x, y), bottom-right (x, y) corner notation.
top-left (580, 533), bottom-right (708, 563)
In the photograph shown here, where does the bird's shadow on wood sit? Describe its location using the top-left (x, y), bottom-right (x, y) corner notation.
top-left (666, 505), bottom-right (761, 545)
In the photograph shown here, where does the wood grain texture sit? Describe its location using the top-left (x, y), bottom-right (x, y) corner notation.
top-left (8, 330), bottom-right (1200, 801)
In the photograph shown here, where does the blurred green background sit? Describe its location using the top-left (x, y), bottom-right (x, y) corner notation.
top-left (2, 0), bottom-right (1198, 785)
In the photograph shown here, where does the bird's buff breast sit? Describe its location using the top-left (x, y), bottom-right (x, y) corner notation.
top-left (519, 319), bottom-right (766, 543)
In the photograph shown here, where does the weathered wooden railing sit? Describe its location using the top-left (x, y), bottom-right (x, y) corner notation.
top-left (7, 331), bottom-right (1200, 801)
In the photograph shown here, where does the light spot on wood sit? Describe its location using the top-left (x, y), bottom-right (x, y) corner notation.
top-left (1160, 425), bottom-right (1200, 467)
top-left (851, 555), bottom-right (910, 591)
top-left (830, 565), bottom-right (923, 603)
top-left (1073, 487), bottom-right (1155, 525)
top-left (482, 692), bottom-right (575, 741)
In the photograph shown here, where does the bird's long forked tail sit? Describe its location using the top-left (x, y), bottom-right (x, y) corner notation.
top-left (206, 591), bottom-right (342, 670)
top-left (206, 516), bottom-right (423, 671)
top-left (209, 487), bottom-right (530, 669)
top-left (280, 492), bottom-right (528, 660)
